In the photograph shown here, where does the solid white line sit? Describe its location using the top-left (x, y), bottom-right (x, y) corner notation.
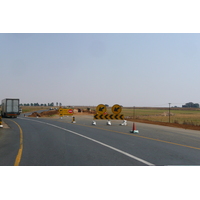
top-left (19, 117), bottom-right (154, 166)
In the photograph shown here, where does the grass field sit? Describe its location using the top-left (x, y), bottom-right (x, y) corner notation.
top-left (122, 107), bottom-right (200, 126)
top-left (21, 106), bottom-right (55, 113)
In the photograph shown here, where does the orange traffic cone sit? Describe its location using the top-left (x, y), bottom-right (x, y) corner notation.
top-left (130, 122), bottom-right (139, 133)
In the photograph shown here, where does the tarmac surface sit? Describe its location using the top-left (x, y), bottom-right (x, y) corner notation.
top-left (1, 113), bottom-right (200, 166)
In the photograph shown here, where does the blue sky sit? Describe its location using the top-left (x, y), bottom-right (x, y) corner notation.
top-left (1, 33), bottom-right (200, 107)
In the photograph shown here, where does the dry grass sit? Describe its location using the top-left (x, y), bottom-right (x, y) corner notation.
top-left (122, 107), bottom-right (200, 130)
top-left (21, 106), bottom-right (59, 113)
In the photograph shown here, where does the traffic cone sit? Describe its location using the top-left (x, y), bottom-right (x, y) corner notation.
top-left (130, 122), bottom-right (139, 133)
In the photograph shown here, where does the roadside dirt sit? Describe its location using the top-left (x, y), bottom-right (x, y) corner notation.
top-left (28, 110), bottom-right (59, 117)
top-left (28, 109), bottom-right (94, 118)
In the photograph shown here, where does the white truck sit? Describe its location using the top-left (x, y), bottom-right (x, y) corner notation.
top-left (1, 98), bottom-right (20, 118)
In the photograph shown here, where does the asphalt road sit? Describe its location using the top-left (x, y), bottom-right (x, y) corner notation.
top-left (1, 113), bottom-right (200, 166)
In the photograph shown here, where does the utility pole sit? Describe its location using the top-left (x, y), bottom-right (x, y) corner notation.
top-left (169, 103), bottom-right (171, 123)
top-left (133, 106), bottom-right (135, 119)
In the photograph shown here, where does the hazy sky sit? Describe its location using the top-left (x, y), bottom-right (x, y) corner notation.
top-left (1, 33), bottom-right (200, 107)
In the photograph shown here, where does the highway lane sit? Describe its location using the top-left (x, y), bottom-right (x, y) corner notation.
top-left (1, 116), bottom-right (151, 166)
top-left (0, 119), bottom-right (21, 166)
top-left (1, 114), bottom-right (200, 166)
top-left (45, 116), bottom-right (200, 165)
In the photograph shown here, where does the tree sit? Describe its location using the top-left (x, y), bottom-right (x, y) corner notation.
top-left (48, 102), bottom-right (54, 106)
top-left (182, 102), bottom-right (199, 108)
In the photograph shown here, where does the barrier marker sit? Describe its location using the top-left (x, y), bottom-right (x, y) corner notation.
top-left (72, 116), bottom-right (76, 123)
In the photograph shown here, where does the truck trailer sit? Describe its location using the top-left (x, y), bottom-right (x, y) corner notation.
top-left (1, 98), bottom-right (20, 118)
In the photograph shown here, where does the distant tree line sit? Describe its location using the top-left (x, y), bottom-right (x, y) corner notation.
top-left (20, 102), bottom-right (62, 107)
top-left (182, 102), bottom-right (199, 108)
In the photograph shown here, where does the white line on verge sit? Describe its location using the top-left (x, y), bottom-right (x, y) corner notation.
top-left (18, 117), bottom-right (154, 166)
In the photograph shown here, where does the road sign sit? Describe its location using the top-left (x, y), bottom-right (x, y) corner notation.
top-left (59, 108), bottom-right (74, 116)
top-left (94, 114), bottom-right (98, 119)
top-left (93, 114), bottom-right (124, 120)
top-left (109, 114), bottom-right (114, 120)
top-left (96, 104), bottom-right (107, 114)
top-left (94, 104), bottom-right (124, 120)
top-left (119, 114), bottom-right (125, 120)
top-left (114, 114), bottom-right (125, 120)
top-left (112, 104), bottom-right (122, 114)
top-left (104, 114), bottom-right (110, 120)
top-left (94, 114), bottom-right (101, 120)
top-left (68, 109), bottom-right (73, 114)
top-left (94, 114), bottom-right (103, 120)
top-left (99, 114), bottom-right (104, 119)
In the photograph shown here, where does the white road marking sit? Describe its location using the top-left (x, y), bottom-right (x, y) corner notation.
top-left (19, 117), bottom-right (154, 166)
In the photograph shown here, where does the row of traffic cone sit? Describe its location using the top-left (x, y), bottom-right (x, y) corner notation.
top-left (92, 119), bottom-right (139, 134)
top-left (61, 116), bottom-right (139, 134)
